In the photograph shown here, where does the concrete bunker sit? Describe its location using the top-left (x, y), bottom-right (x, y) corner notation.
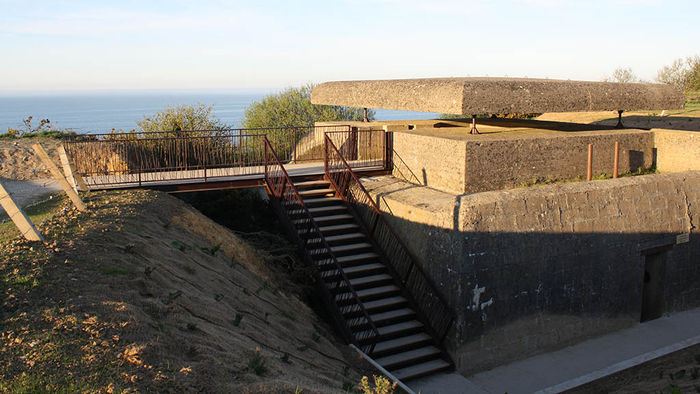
top-left (311, 77), bottom-right (699, 376)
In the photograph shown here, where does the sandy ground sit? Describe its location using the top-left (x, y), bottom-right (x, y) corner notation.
top-left (537, 108), bottom-right (700, 131)
top-left (0, 138), bottom-right (64, 207)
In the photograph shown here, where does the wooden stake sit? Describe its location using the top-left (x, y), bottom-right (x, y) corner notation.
top-left (613, 141), bottom-right (620, 178)
top-left (587, 144), bottom-right (593, 181)
top-left (0, 181), bottom-right (44, 241)
top-left (32, 144), bottom-right (87, 212)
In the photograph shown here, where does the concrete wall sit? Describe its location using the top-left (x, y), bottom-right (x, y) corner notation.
top-left (392, 130), bottom-right (655, 194)
top-left (654, 129), bottom-right (700, 173)
top-left (362, 172), bottom-right (700, 374)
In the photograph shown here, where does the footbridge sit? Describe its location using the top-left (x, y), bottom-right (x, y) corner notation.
top-left (63, 126), bottom-right (391, 192)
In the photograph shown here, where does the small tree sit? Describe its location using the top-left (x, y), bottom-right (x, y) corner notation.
top-left (137, 103), bottom-right (226, 133)
top-left (242, 84), bottom-right (373, 129)
top-left (603, 67), bottom-right (640, 83)
top-left (656, 55), bottom-right (700, 92)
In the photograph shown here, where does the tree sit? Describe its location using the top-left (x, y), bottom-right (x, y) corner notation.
top-left (137, 103), bottom-right (225, 132)
top-left (241, 84), bottom-right (374, 129)
top-left (603, 67), bottom-right (640, 83)
top-left (656, 55), bottom-right (700, 92)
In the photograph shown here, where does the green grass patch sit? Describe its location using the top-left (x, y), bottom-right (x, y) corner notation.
top-left (0, 194), bottom-right (64, 243)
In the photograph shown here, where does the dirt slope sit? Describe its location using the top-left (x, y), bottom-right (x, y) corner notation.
top-left (0, 189), bottom-right (370, 393)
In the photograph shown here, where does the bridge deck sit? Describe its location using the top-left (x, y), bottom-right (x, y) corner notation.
top-left (82, 161), bottom-right (386, 192)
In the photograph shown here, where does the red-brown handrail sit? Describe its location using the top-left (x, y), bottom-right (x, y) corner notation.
top-left (324, 133), bottom-right (455, 342)
top-left (263, 136), bottom-right (381, 353)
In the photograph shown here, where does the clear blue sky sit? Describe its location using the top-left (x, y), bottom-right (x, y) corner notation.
top-left (1, 0), bottom-right (698, 93)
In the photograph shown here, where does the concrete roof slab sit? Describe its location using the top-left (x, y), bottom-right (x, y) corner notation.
top-left (310, 77), bottom-right (685, 114)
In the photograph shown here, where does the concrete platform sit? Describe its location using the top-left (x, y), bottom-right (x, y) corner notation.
top-left (465, 307), bottom-right (700, 394)
top-left (311, 77), bottom-right (685, 115)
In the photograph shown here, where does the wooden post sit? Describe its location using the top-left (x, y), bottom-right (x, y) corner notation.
top-left (32, 144), bottom-right (87, 212)
top-left (0, 181), bottom-right (44, 241)
top-left (613, 141), bottom-right (620, 179)
top-left (587, 144), bottom-right (593, 181)
top-left (58, 144), bottom-right (87, 192)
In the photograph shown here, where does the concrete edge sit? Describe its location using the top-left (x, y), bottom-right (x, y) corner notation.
top-left (536, 334), bottom-right (700, 393)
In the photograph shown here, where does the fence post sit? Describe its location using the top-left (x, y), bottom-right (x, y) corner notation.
top-left (384, 131), bottom-right (392, 171)
top-left (613, 141), bottom-right (620, 178)
top-left (0, 181), bottom-right (44, 242)
top-left (587, 144), bottom-right (593, 181)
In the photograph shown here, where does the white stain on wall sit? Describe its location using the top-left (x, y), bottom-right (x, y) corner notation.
top-left (470, 284), bottom-right (494, 312)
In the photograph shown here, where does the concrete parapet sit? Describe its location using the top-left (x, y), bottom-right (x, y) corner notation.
top-left (654, 129), bottom-right (700, 173)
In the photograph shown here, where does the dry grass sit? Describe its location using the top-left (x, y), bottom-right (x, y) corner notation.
top-left (0, 189), bottom-right (370, 392)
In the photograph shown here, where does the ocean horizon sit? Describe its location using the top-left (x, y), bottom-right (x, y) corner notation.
top-left (0, 91), bottom-right (441, 134)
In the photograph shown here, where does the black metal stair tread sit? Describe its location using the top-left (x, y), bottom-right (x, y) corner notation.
top-left (302, 196), bottom-right (342, 204)
top-left (323, 262), bottom-right (384, 276)
top-left (374, 346), bottom-right (442, 370)
top-left (342, 273), bottom-right (392, 287)
top-left (372, 333), bottom-right (432, 355)
top-left (308, 232), bottom-right (366, 244)
top-left (297, 188), bottom-right (334, 196)
top-left (391, 359), bottom-right (451, 381)
top-left (300, 223), bottom-right (360, 234)
top-left (330, 242), bottom-right (372, 252)
top-left (338, 285), bottom-right (400, 300)
top-left (356, 320), bottom-right (423, 342)
top-left (350, 308), bottom-right (415, 327)
top-left (293, 180), bottom-right (330, 188)
top-left (354, 296), bottom-right (408, 313)
top-left (306, 205), bottom-right (347, 214)
top-left (293, 214), bottom-right (353, 224)
top-left (335, 252), bottom-right (378, 263)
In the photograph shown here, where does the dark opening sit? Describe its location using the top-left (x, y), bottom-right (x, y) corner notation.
top-left (640, 250), bottom-right (667, 322)
top-left (408, 124), bottom-right (416, 130)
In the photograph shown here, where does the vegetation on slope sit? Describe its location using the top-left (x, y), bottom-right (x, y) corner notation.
top-left (0, 189), bottom-right (371, 392)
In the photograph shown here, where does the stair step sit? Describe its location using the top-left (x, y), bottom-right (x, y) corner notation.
top-left (308, 232), bottom-right (366, 245)
top-left (336, 285), bottom-right (401, 305)
top-left (321, 263), bottom-right (385, 279)
top-left (300, 223), bottom-right (360, 236)
top-left (294, 180), bottom-right (330, 189)
top-left (350, 308), bottom-right (415, 328)
top-left (335, 252), bottom-right (378, 264)
top-left (293, 214), bottom-right (353, 225)
top-left (375, 346), bottom-right (442, 371)
top-left (391, 359), bottom-right (451, 381)
top-left (371, 333), bottom-right (432, 357)
top-left (298, 188), bottom-right (334, 197)
top-left (357, 320), bottom-right (423, 342)
top-left (306, 205), bottom-right (347, 215)
top-left (312, 242), bottom-right (372, 256)
top-left (337, 274), bottom-right (392, 289)
top-left (346, 296), bottom-right (408, 315)
top-left (302, 196), bottom-right (342, 206)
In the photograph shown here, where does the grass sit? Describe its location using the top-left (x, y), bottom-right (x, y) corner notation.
top-left (0, 194), bottom-right (64, 243)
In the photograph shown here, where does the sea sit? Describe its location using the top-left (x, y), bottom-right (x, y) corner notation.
top-left (0, 92), bottom-right (440, 134)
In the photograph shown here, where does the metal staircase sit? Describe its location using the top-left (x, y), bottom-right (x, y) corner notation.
top-left (264, 134), bottom-right (455, 382)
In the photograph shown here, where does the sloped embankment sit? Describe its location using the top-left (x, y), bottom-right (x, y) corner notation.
top-left (0, 189), bottom-right (369, 392)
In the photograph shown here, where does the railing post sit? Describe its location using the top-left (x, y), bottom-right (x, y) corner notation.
top-left (613, 141), bottom-right (620, 178)
top-left (204, 139), bottom-right (208, 182)
top-left (294, 128), bottom-right (298, 163)
top-left (587, 143), bottom-right (593, 181)
top-left (324, 135), bottom-right (328, 175)
top-left (384, 130), bottom-right (392, 171)
top-left (239, 133), bottom-right (243, 169)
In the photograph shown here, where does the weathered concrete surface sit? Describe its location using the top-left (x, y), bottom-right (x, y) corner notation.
top-left (361, 172), bottom-right (700, 374)
top-left (654, 129), bottom-right (700, 173)
top-left (391, 126), bottom-right (655, 194)
top-left (311, 78), bottom-right (685, 114)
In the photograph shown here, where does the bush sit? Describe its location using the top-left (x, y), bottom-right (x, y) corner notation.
top-left (242, 84), bottom-right (373, 129)
top-left (137, 103), bottom-right (226, 133)
top-left (1, 116), bottom-right (76, 139)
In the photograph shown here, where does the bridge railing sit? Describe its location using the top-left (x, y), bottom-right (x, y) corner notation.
top-left (63, 125), bottom-right (351, 188)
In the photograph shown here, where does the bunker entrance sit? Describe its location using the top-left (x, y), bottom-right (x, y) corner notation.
top-left (640, 250), bottom-right (667, 322)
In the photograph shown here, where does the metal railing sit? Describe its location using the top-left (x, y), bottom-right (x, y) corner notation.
top-left (263, 136), bottom-right (380, 354)
top-left (63, 125), bottom-right (351, 188)
top-left (324, 133), bottom-right (455, 343)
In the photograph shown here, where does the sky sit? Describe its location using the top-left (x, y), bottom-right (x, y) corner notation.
top-left (0, 0), bottom-right (698, 93)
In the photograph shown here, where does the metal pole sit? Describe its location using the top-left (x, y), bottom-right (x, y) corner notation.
top-left (470, 115), bottom-right (480, 134)
top-left (587, 144), bottom-right (593, 181)
top-left (613, 141), bottom-right (620, 178)
top-left (615, 110), bottom-right (625, 129)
